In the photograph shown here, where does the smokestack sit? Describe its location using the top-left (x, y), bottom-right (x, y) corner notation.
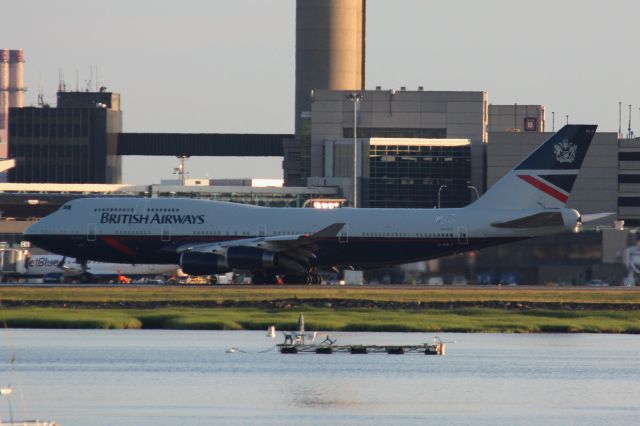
top-left (0, 49), bottom-right (9, 151)
top-left (8, 49), bottom-right (24, 108)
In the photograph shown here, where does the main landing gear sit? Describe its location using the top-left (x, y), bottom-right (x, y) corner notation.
top-left (251, 271), bottom-right (322, 285)
top-left (77, 259), bottom-right (94, 284)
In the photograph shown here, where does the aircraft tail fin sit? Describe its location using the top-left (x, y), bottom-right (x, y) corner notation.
top-left (471, 124), bottom-right (597, 210)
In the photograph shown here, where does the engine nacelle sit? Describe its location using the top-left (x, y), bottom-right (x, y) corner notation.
top-left (226, 246), bottom-right (278, 270)
top-left (180, 252), bottom-right (230, 276)
top-left (179, 247), bottom-right (278, 276)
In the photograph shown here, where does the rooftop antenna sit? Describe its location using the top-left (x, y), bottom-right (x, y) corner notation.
top-left (58, 68), bottom-right (66, 92)
top-left (75, 69), bottom-right (79, 92)
top-left (628, 104), bottom-right (633, 139)
top-left (552, 111), bottom-right (555, 131)
top-left (619, 101), bottom-right (622, 138)
top-left (37, 72), bottom-right (44, 107)
top-left (87, 65), bottom-right (93, 92)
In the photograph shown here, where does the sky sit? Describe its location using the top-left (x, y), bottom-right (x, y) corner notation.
top-left (2, 0), bottom-right (639, 184)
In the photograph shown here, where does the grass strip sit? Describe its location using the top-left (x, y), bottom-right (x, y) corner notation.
top-left (0, 307), bottom-right (639, 334)
top-left (2, 286), bottom-right (640, 305)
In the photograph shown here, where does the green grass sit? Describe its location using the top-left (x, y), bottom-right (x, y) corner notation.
top-left (1, 286), bottom-right (638, 333)
top-left (2, 286), bottom-right (640, 304)
top-left (1, 306), bottom-right (639, 334)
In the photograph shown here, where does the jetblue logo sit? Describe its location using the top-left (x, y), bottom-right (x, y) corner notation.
top-left (29, 258), bottom-right (63, 268)
top-left (100, 213), bottom-right (205, 225)
top-left (553, 139), bottom-right (577, 163)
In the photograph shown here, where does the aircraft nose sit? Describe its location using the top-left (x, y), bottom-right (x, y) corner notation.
top-left (23, 218), bottom-right (46, 240)
top-left (23, 220), bottom-right (40, 235)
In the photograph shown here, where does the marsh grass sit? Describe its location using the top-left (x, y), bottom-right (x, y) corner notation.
top-left (0, 307), bottom-right (638, 333)
top-left (2, 286), bottom-right (640, 305)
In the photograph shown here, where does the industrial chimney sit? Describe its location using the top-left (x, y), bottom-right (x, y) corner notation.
top-left (8, 49), bottom-right (25, 108)
top-left (0, 49), bottom-right (9, 150)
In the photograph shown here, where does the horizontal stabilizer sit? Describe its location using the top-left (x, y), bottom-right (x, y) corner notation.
top-left (581, 212), bottom-right (615, 223)
top-left (491, 211), bottom-right (564, 228)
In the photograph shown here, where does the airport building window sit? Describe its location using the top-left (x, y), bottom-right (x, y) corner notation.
top-left (8, 106), bottom-right (122, 183)
top-left (619, 175), bottom-right (640, 183)
top-left (344, 127), bottom-right (447, 139)
top-left (363, 143), bottom-right (471, 208)
top-left (619, 152), bottom-right (640, 162)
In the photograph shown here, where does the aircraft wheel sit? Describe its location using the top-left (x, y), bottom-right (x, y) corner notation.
top-left (79, 273), bottom-right (93, 284)
top-left (252, 273), bottom-right (265, 285)
top-left (208, 276), bottom-right (218, 285)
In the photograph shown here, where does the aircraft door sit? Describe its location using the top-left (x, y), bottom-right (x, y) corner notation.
top-left (87, 223), bottom-right (97, 242)
top-left (161, 224), bottom-right (171, 242)
top-left (339, 226), bottom-right (349, 243)
top-left (135, 199), bottom-right (148, 214)
top-left (457, 226), bottom-right (468, 245)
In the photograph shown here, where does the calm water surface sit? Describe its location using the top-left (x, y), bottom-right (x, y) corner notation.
top-left (0, 330), bottom-right (639, 425)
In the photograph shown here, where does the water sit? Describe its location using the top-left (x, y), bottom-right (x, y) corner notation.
top-left (1, 330), bottom-right (639, 425)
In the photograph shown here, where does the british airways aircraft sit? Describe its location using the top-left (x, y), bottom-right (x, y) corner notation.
top-left (24, 125), bottom-right (607, 284)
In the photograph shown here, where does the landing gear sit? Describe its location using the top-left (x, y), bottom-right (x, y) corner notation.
top-left (77, 259), bottom-right (93, 284)
top-left (281, 270), bottom-right (322, 285)
top-left (79, 272), bottom-right (94, 284)
top-left (309, 271), bottom-right (322, 285)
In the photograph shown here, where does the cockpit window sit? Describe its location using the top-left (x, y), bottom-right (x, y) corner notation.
top-left (62, 205), bottom-right (72, 210)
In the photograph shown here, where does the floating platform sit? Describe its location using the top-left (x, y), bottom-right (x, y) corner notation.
top-left (277, 342), bottom-right (445, 355)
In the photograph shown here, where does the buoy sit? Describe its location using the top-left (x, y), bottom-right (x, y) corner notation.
top-left (267, 325), bottom-right (276, 338)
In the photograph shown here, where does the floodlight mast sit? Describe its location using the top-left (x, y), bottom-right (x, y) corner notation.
top-left (347, 93), bottom-right (363, 207)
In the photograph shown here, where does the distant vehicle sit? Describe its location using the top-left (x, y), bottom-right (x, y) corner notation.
top-left (586, 279), bottom-right (609, 287)
top-left (451, 276), bottom-right (468, 286)
top-left (476, 272), bottom-right (496, 285)
top-left (42, 272), bottom-right (64, 284)
top-left (24, 254), bottom-right (178, 283)
top-left (499, 272), bottom-right (521, 286)
top-left (25, 125), bottom-right (612, 285)
top-left (427, 276), bottom-right (444, 286)
top-left (142, 278), bottom-right (164, 285)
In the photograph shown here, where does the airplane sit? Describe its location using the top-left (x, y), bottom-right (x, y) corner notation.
top-left (22, 254), bottom-right (179, 283)
top-left (23, 124), bottom-right (610, 284)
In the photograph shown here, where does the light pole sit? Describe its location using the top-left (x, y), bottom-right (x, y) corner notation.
top-left (437, 184), bottom-right (447, 208)
top-left (467, 185), bottom-right (480, 202)
top-left (174, 155), bottom-right (190, 185)
top-left (347, 93), bottom-right (363, 207)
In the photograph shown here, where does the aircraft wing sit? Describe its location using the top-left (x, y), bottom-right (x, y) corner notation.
top-left (175, 223), bottom-right (346, 272)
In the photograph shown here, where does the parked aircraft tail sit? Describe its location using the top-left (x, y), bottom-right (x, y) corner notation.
top-left (471, 124), bottom-right (597, 210)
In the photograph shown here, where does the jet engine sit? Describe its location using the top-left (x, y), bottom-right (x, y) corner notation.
top-left (180, 247), bottom-right (278, 275)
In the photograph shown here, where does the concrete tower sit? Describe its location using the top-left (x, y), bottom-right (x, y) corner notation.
top-left (0, 49), bottom-right (9, 150)
top-left (287, 0), bottom-right (365, 185)
top-left (295, 0), bottom-right (365, 134)
top-left (8, 49), bottom-right (25, 108)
